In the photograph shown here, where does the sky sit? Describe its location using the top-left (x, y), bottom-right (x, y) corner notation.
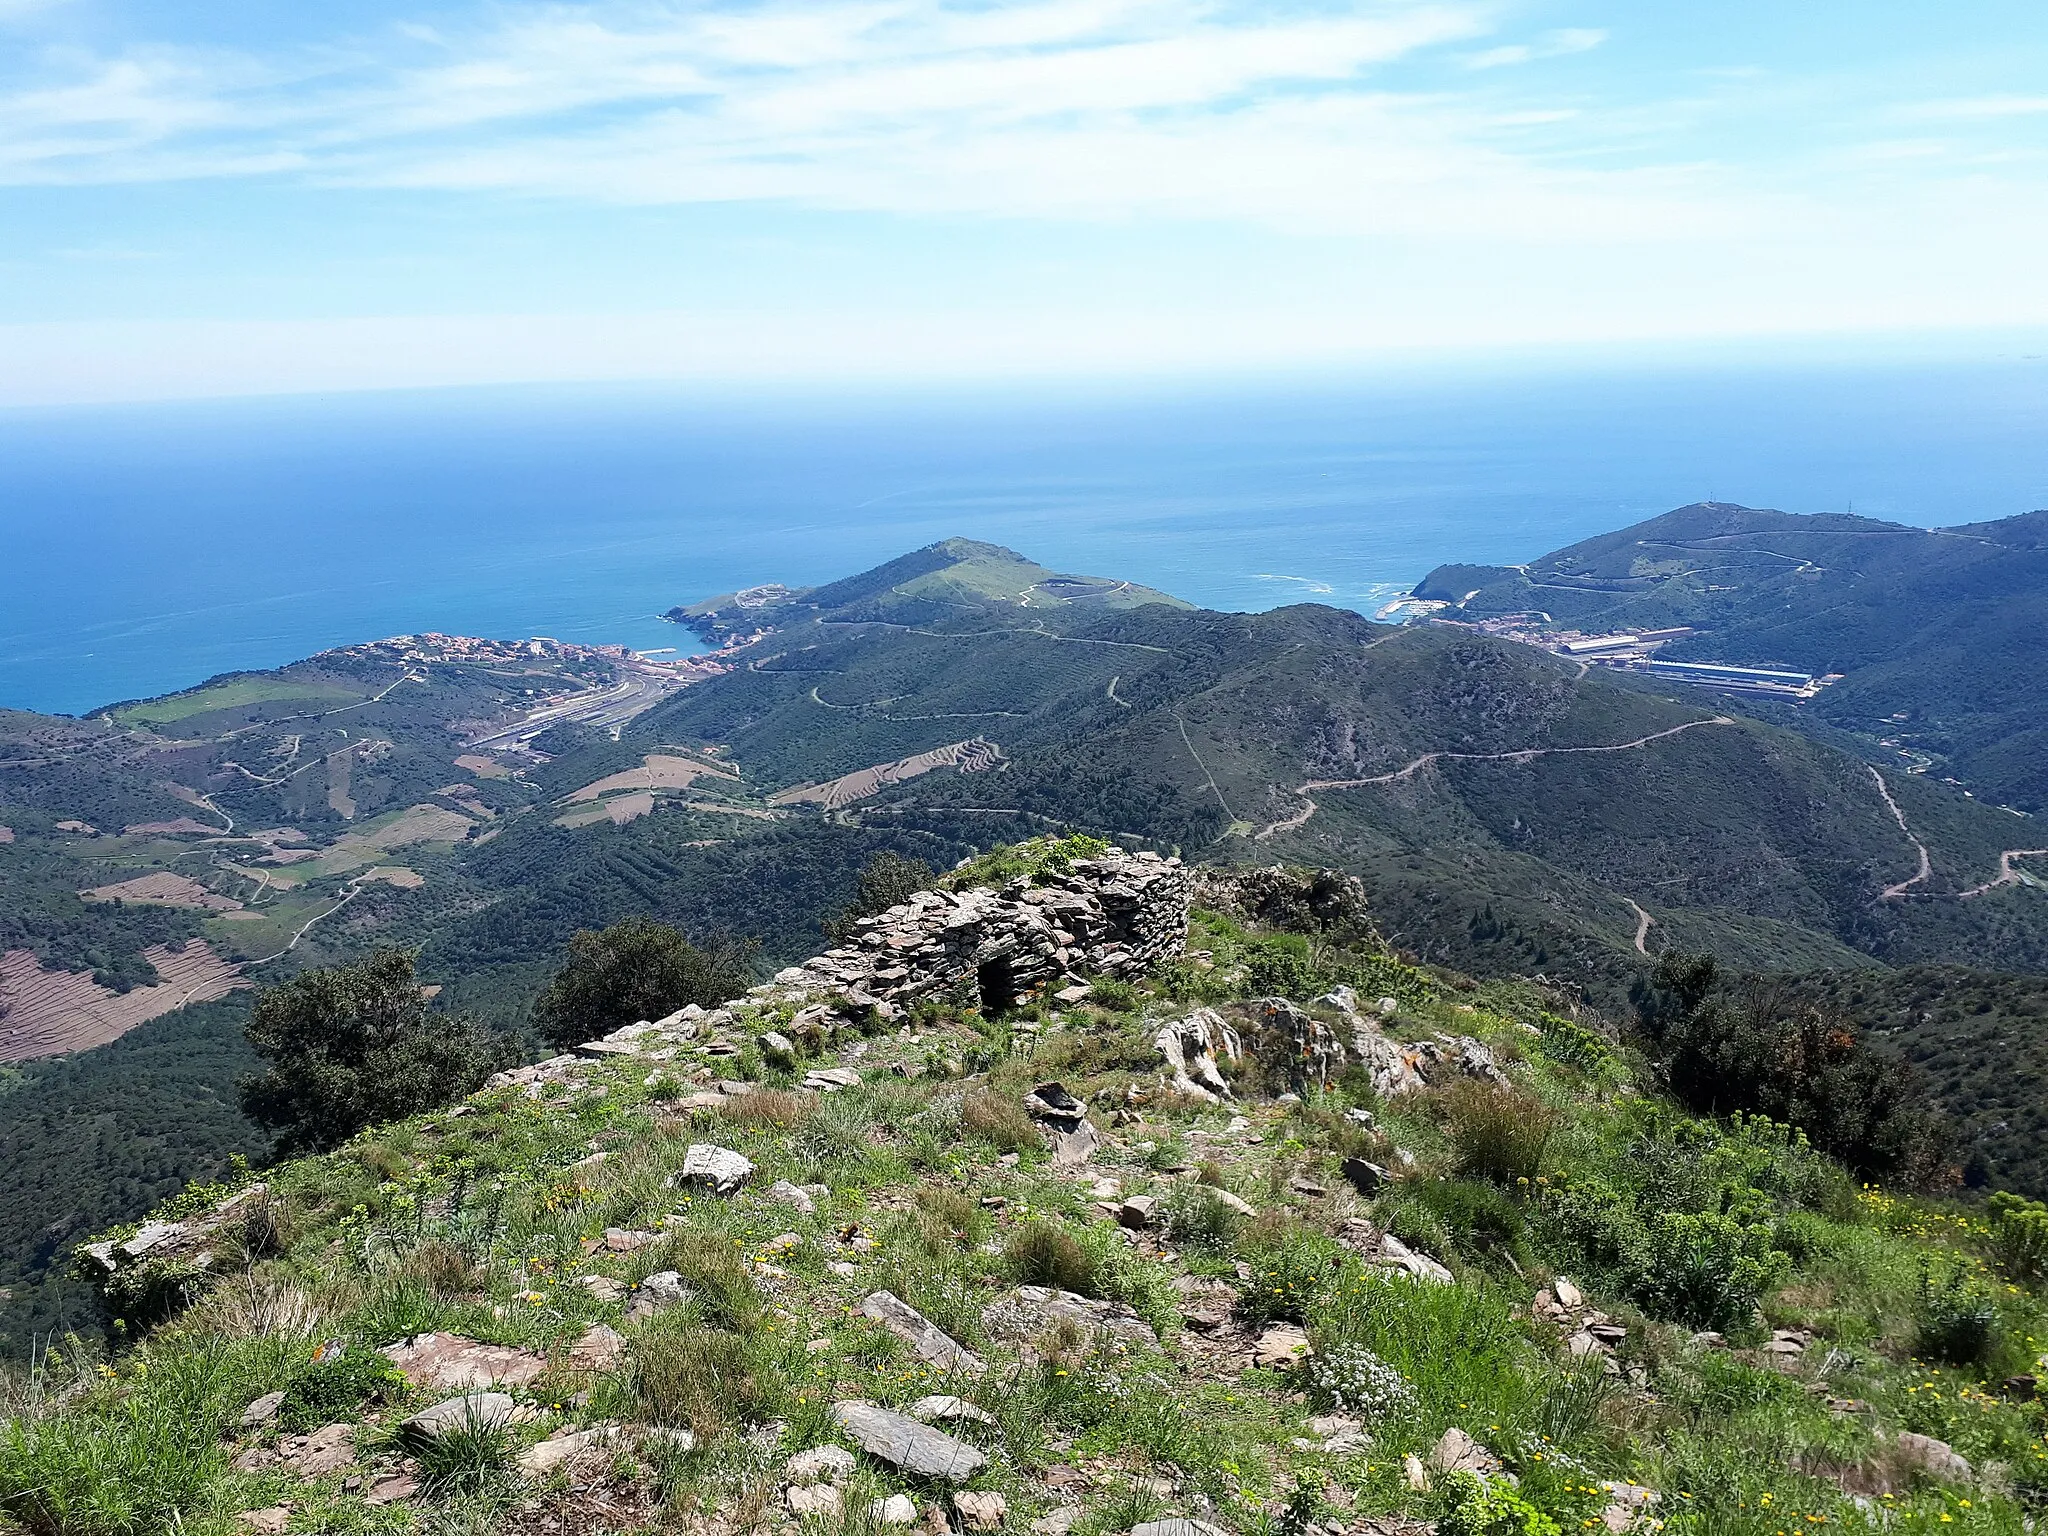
top-left (3, 0), bottom-right (2047, 403)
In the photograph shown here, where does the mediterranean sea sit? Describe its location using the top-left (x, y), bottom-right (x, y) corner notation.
top-left (3, 353), bottom-right (2045, 716)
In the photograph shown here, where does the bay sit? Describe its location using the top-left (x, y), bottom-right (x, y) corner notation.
top-left (2, 355), bottom-right (2044, 716)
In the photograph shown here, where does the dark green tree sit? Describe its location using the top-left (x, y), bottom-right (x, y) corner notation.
top-left (533, 917), bottom-right (756, 1051)
top-left (822, 851), bottom-right (935, 943)
top-left (1636, 951), bottom-right (1952, 1184)
top-left (240, 949), bottom-right (504, 1155)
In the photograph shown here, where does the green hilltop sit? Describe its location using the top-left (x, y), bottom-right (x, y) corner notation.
top-left (6, 847), bottom-right (2048, 1536)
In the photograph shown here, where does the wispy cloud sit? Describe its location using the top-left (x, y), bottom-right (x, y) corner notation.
top-left (1908, 94), bottom-right (2048, 120)
top-left (1464, 26), bottom-right (1605, 71)
top-left (0, 1), bottom-right (1719, 240)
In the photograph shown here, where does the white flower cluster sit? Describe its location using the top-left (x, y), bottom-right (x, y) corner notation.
top-left (1304, 1344), bottom-right (1417, 1418)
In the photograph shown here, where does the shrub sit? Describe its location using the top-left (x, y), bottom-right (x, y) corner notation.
top-left (960, 1090), bottom-right (1041, 1154)
top-left (279, 1346), bottom-right (406, 1431)
top-left (1242, 935), bottom-right (1322, 1001)
top-left (1006, 1223), bottom-right (1098, 1296)
top-left (1631, 1210), bottom-right (1787, 1333)
top-left (533, 917), bottom-right (756, 1052)
top-left (1162, 1184), bottom-right (1244, 1253)
top-left (1986, 1192), bottom-right (2048, 1286)
top-left (1635, 953), bottom-right (1953, 1185)
top-left (240, 949), bottom-right (507, 1156)
top-left (1430, 1470), bottom-right (1562, 1536)
top-left (1302, 1344), bottom-right (1416, 1419)
top-left (1914, 1256), bottom-right (2000, 1366)
top-left (822, 851), bottom-right (935, 943)
top-left (1440, 1081), bottom-right (1557, 1187)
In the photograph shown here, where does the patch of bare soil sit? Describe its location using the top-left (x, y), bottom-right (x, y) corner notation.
top-left (566, 753), bottom-right (736, 804)
top-left (0, 939), bottom-right (249, 1062)
top-left (80, 871), bottom-right (244, 911)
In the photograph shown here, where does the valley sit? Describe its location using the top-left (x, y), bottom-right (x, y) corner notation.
top-left (4, 513), bottom-right (2048, 1358)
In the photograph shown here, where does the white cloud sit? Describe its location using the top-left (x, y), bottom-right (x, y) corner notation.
top-left (1464, 26), bottom-right (1605, 70)
top-left (0, 0), bottom-right (1667, 243)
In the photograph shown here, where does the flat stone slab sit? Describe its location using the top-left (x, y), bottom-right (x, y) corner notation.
top-left (860, 1290), bottom-right (986, 1375)
top-left (402, 1392), bottom-right (516, 1444)
top-left (982, 1286), bottom-right (1158, 1348)
top-left (382, 1332), bottom-right (547, 1390)
top-left (1132, 1521), bottom-right (1228, 1536)
top-left (830, 1400), bottom-right (987, 1481)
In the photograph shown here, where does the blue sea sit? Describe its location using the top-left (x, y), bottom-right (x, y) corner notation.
top-left (4, 353), bottom-right (2046, 717)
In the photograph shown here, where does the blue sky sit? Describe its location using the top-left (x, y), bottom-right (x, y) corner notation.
top-left (3, 0), bottom-right (2046, 401)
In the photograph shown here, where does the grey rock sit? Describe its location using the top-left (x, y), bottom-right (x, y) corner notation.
top-left (757, 1030), bottom-right (797, 1064)
top-left (678, 1143), bottom-right (754, 1195)
top-left (769, 1178), bottom-right (817, 1214)
top-left (830, 1400), bottom-right (987, 1480)
top-left (1341, 1157), bottom-right (1389, 1196)
top-left (873, 1493), bottom-right (919, 1525)
top-left (860, 1290), bottom-right (986, 1375)
top-left (786, 1444), bottom-right (858, 1484)
top-left (519, 1426), bottom-right (611, 1475)
top-left (1130, 1521), bottom-right (1228, 1536)
top-left (908, 1394), bottom-right (996, 1425)
top-left (954, 1490), bottom-right (1008, 1531)
top-left (786, 1484), bottom-right (843, 1516)
top-left (240, 1390), bottom-right (285, 1429)
top-left (402, 1392), bottom-right (516, 1444)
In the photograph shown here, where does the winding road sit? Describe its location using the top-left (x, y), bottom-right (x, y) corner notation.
top-left (1253, 715), bottom-right (1738, 841)
top-left (1869, 766), bottom-right (1932, 898)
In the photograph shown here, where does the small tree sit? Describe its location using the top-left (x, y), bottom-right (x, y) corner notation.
top-left (240, 949), bottom-right (504, 1155)
top-left (823, 851), bottom-right (935, 943)
top-left (533, 916), bottom-right (755, 1051)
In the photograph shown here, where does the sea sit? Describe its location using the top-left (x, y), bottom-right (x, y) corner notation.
top-left (3, 351), bottom-right (2046, 717)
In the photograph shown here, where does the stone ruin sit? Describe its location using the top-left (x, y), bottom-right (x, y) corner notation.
top-left (492, 846), bottom-right (1192, 1093)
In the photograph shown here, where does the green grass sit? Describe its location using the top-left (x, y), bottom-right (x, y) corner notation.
top-left (114, 678), bottom-right (366, 728)
top-left (17, 887), bottom-right (2048, 1536)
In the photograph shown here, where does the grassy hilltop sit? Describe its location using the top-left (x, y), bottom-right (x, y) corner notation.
top-left (5, 845), bottom-right (2048, 1536)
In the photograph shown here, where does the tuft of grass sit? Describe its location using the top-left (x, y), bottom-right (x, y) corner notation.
top-left (1005, 1222), bottom-right (1098, 1296)
top-left (412, 1401), bottom-right (515, 1501)
top-left (626, 1327), bottom-right (774, 1437)
top-left (719, 1088), bottom-right (812, 1130)
top-left (1161, 1183), bottom-right (1244, 1254)
top-left (960, 1090), bottom-right (1041, 1155)
top-left (1439, 1080), bottom-right (1558, 1187)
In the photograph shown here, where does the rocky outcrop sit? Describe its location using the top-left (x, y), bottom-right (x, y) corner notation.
top-left (1192, 864), bottom-right (1373, 937)
top-left (485, 846), bottom-right (1191, 1098)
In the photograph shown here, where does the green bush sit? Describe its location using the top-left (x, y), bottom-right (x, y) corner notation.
top-left (1632, 1210), bottom-right (1788, 1333)
top-left (1914, 1256), bottom-right (2001, 1367)
top-left (1986, 1192), bottom-right (2048, 1286)
top-left (1242, 935), bottom-right (1321, 1001)
top-left (279, 1346), bottom-right (406, 1431)
top-left (1430, 1470), bottom-right (1562, 1536)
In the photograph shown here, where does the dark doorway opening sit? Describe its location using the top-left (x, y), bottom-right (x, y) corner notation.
top-left (976, 956), bottom-right (1017, 1016)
